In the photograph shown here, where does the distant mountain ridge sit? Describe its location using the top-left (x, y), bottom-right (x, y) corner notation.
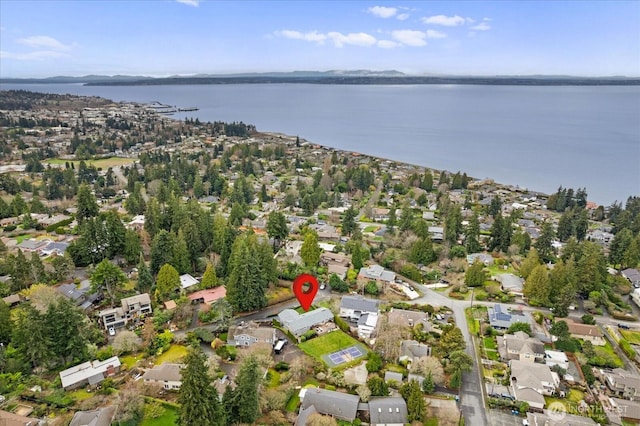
top-left (1, 70), bottom-right (639, 86)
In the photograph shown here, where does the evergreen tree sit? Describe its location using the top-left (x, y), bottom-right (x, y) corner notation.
top-left (90, 259), bottom-right (127, 305)
top-left (409, 238), bottom-right (436, 265)
top-left (444, 205), bottom-right (462, 245)
top-left (137, 255), bottom-right (154, 293)
top-left (341, 206), bottom-right (357, 236)
top-left (231, 356), bottom-right (260, 424)
top-left (150, 230), bottom-right (174, 275)
top-left (610, 228), bottom-right (633, 268)
top-left (367, 375), bottom-right (389, 396)
top-left (123, 229), bottom-right (142, 265)
top-left (465, 260), bottom-right (487, 287)
top-left (178, 346), bottom-right (224, 426)
top-left (200, 262), bottom-right (218, 289)
top-left (12, 305), bottom-right (51, 368)
top-left (155, 263), bottom-right (180, 302)
top-left (180, 220), bottom-right (202, 272)
top-left (266, 210), bottom-right (288, 251)
top-left (301, 230), bottom-right (321, 268)
top-left (45, 298), bottom-right (88, 364)
top-left (464, 213), bottom-right (482, 253)
top-left (523, 264), bottom-right (551, 306)
top-left (535, 222), bottom-right (556, 262)
top-left (422, 371), bottom-right (435, 394)
top-left (387, 207), bottom-right (397, 233)
top-left (226, 234), bottom-right (268, 312)
top-left (29, 250), bottom-right (47, 284)
top-left (399, 206), bottom-right (414, 232)
top-left (401, 380), bottom-right (426, 422)
top-left (0, 301), bottom-right (12, 346)
top-left (104, 210), bottom-right (126, 259)
top-left (520, 248), bottom-right (541, 279)
top-left (144, 197), bottom-right (162, 239)
top-left (76, 183), bottom-right (99, 224)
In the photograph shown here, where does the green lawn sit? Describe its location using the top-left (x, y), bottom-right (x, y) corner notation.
top-left (69, 389), bottom-right (93, 401)
top-left (298, 331), bottom-right (363, 359)
top-left (155, 345), bottom-right (188, 365)
top-left (266, 369), bottom-right (281, 388)
top-left (45, 157), bottom-right (135, 168)
top-left (121, 353), bottom-right (145, 369)
top-left (363, 225), bottom-right (379, 233)
top-left (483, 337), bottom-right (497, 350)
top-left (621, 330), bottom-right (640, 345)
top-left (140, 405), bottom-right (178, 426)
top-left (592, 341), bottom-right (624, 368)
top-left (487, 264), bottom-right (517, 276)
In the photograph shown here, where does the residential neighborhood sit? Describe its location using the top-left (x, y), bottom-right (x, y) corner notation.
top-left (0, 90), bottom-right (638, 425)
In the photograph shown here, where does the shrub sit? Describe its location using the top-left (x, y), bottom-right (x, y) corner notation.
top-left (3, 225), bottom-right (16, 232)
top-left (274, 362), bottom-right (289, 372)
top-left (215, 345), bottom-right (237, 361)
top-left (301, 330), bottom-right (317, 341)
top-left (581, 314), bottom-right (596, 325)
top-left (619, 339), bottom-right (636, 359)
top-left (364, 281), bottom-right (380, 295)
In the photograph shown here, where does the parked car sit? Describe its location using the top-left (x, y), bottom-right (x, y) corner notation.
top-left (108, 327), bottom-right (116, 336)
top-left (618, 323), bottom-right (631, 330)
top-left (320, 283), bottom-right (326, 290)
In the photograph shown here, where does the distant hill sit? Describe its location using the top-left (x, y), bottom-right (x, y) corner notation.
top-left (1, 71), bottom-right (639, 86)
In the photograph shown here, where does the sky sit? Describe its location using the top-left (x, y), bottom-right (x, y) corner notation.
top-left (0, 0), bottom-right (639, 78)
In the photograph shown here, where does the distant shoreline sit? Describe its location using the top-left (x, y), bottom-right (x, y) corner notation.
top-left (2, 75), bottom-right (640, 87)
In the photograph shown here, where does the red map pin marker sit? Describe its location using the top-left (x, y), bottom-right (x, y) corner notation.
top-left (293, 274), bottom-right (319, 312)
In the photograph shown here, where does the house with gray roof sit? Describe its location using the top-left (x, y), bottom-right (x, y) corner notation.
top-left (16, 238), bottom-right (49, 252)
top-left (227, 323), bottom-right (276, 347)
top-left (428, 226), bottom-right (444, 241)
top-left (56, 283), bottom-right (99, 310)
top-left (496, 274), bottom-right (525, 296)
top-left (294, 405), bottom-right (317, 426)
top-left (41, 241), bottom-right (69, 257)
top-left (69, 406), bottom-right (116, 426)
top-left (277, 307), bottom-right (334, 338)
top-left (142, 363), bottom-right (184, 390)
top-left (488, 304), bottom-right (532, 330)
top-left (368, 397), bottom-right (408, 426)
top-left (387, 308), bottom-right (430, 329)
top-left (466, 253), bottom-right (494, 266)
top-left (600, 368), bottom-right (640, 401)
top-left (357, 265), bottom-right (396, 285)
top-left (497, 331), bottom-right (544, 363)
top-left (340, 295), bottom-right (380, 321)
top-left (60, 356), bottom-right (121, 390)
top-left (399, 340), bottom-right (431, 365)
top-left (622, 268), bottom-right (640, 287)
top-left (384, 371), bottom-right (404, 384)
top-left (300, 388), bottom-right (360, 421)
top-left (509, 360), bottom-right (559, 410)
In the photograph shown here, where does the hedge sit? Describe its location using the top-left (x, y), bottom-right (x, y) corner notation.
top-left (45, 217), bottom-right (74, 232)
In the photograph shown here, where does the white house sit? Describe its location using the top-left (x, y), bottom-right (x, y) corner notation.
top-left (179, 274), bottom-right (199, 290)
top-left (339, 295), bottom-right (380, 321)
top-left (60, 356), bottom-right (121, 390)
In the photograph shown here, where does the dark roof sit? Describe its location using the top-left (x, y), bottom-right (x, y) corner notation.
top-left (294, 405), bottom-right (317, 426)
top-left (57, 283), bottom-right (87, 303)
top-left (301, 388), bottom-right (360, 421)
top-left (69, 406), bottom-right (116, 426)
top-left (340, 295), bottom-right (380, 313)
top-left (368, 397), bottom-right (408, 425)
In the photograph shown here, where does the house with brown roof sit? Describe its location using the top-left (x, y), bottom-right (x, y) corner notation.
top-left (0, 409), bottom-right (46, 426)
top-left (564, 319), bottom-right (605, 346)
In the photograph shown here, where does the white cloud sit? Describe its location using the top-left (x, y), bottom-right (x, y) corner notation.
top-left (276, 30), bottom-right (327, 44)
top-left (421, 14), bottom-right (468, 26)
top-left (367, 6), bottom-right (397, 18)
top-left (426, 29), bottom-right (447, 39)
top-left (377, 40), bottom-right (401, 49)
top-left (391, 30), bottom-right (427, 47)
top-left (176, 0), bottom-right (199, 6)
top-left (471, 22), bottom-right (491, 31)
top-left (396, 13), bottom-right (410, 21)
top-left (327, 32), bottom-right (377, 48)
top-left (16, 35), bottom-right (71, 51)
